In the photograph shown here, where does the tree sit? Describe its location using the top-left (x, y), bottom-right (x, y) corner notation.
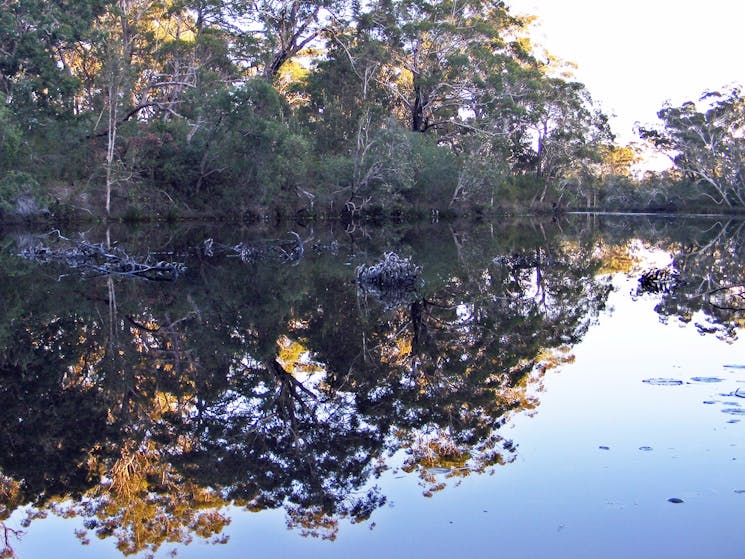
top-left (359, 0), bottom-right (523, 135)
top-left (639, 87), bottom-right (745, 207)
top-left (0, 0), bottom-right (110, 118)
top-left (228, 0), bottom-right (340, 80)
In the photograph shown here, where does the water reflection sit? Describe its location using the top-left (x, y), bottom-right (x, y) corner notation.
top-left (1, 215), bottom-right (744, 557)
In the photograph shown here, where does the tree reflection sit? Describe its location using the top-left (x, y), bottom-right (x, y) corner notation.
top-left (0, 221), bottom-right (613, 554)
top-left (632, 219), bottom-right (745, 339)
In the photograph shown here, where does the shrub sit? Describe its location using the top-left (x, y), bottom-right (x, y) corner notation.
top-left (0, 171), bottom-right (50, 218)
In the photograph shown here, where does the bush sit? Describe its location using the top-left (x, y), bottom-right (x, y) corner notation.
top-left (0, 171), bottom-right (50, 218)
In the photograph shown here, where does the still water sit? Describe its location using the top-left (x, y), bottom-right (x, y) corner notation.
top-left (1, 215), bottom-right (743, 559)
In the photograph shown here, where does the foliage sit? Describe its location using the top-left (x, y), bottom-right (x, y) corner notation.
top-left (0, 97), bottom-right (23, 173)
top-left (639, 87), bottom-right (745, 207)
top-left (2, 0), bottom-right (737, 217)
top-left (0, 171), bottom-right (49, 217)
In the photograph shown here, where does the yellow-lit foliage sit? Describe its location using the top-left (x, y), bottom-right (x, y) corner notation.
top-left (599, 144), bottom-right (639, 178)
top-left (276, 335), bottom-right (324, 376)
top-left (534, 345), bottom-right (576, 375)
top-left (595, 242), bottom-right (638, 275)
top-left (0, 476), bottom-right (22, 523)
top-left (80, 441), bottom-right (230, 556)
top-left (379, 333), bottom-right (413, 367)
top-left (275, 59), bottom-right (311, 109)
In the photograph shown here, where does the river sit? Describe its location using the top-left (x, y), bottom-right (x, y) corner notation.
top-left (1, 214), bottom-right (743, 558)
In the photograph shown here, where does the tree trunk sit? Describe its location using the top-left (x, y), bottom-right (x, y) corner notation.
top-left (412, 84), bottom-right (427, 132)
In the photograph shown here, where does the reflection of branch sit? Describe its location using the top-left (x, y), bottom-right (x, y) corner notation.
top-left (705, 284), bottom-right (745, 311)
top-left (684, 220), bottom-right (732, 258)
top-left (266, 359), bottom-right (317, 415)
top-left (123, 314), bottom-right (160, 332)
top-left (1, 522), bottom-right (22, 559)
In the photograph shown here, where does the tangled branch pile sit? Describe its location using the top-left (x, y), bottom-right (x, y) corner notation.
top-left (19, 231), bottom-right (186, 281)
top-left (355, 252), bottom-right (423, 309)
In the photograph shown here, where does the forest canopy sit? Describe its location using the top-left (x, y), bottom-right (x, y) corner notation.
top-left (0, 0), bottom-right (742, 220)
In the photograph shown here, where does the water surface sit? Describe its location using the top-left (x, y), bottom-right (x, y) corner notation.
top-left (1, 215), bottom-right (743, 558)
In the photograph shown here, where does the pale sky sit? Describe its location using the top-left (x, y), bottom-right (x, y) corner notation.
top-left (507, 1), bottom-right (745, 144)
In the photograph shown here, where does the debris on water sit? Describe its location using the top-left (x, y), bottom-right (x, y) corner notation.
top-left (638, 446), bottom-right (654, 452)
top-left (690, 377), bottom-right (723, 383)
top-left (722, 408), bottom-right (745, 416)
top-left (643, 378), bottom-right (684, 386)
top-left (726, 419), bottom-right (741, 424)
top-left (667, 497), bottom-right (684, 504)
top-left (636, 267), bottom-right (680, 295)
top-left (355, 252), bottom-right (423, 310)
top-left (734, 489), bottom-right (745, 494)
top-left (703, 400), bottom-right (718, 405)
top-left (598, 445), bottom-right (610, 450)
top-left (723, 364), bottom-right (745, 369)
top-left (18, 230), bottom-right (186, 281)
top-left (734, 388), bottom-right (745, 399)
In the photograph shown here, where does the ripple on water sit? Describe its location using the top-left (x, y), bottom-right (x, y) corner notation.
top-left (722, 408), bottom-right (745, 416)
top-left (690, 377), bottom-right (723, 383)
top-left (734, 388), bottom-right (745, 399)
top-left (643, 378), bottom-right (684, 386)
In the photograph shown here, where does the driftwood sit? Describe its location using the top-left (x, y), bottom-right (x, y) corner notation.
top-left (202, 231), bottom-right (305, 263)
top-left (355, 252), bottom-right (423, 309)
top-left (18, 230), bottom-right (186, 281)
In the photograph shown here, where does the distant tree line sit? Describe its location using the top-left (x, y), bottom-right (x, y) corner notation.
top-left (0, 0), bottom-right (742, 220)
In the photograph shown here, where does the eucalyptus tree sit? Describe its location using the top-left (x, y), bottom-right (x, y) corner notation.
top-left (223, 0), bottom-right (344, 80)
top-left (357, 0), bottom-right (524, 136)
top-left (639, 87), bottom-right (745, 207)
top-left (0, 0), bottom-right (111, 186)
top-left (0, 0), bottom-right (111, 117)
top-left (89, 0), bottom-right (241, 214)
top-left (522, 78), bottom-right (612, 206)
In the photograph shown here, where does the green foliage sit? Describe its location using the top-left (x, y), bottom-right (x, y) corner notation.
top-left (135, 79), bottom-right (311, 213)
top-left (0, 0), bottom-right (694, 217)
top-left (0, 98), bottom-right (23, 172)
top-left (639, 87), bottom-right (745, 207)
top-left (0, 171), bottom-right (49, 217)
top-left (0, 0), bottom-right (110, 118)
top-left (407, 132), bottom-right (460, 206)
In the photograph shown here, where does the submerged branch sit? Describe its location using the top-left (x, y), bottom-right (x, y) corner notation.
top-left (201, 232), bottom-right (305, 264)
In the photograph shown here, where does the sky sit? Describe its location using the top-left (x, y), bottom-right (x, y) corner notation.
top-left (507, 0), bottom-right (745, 145)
